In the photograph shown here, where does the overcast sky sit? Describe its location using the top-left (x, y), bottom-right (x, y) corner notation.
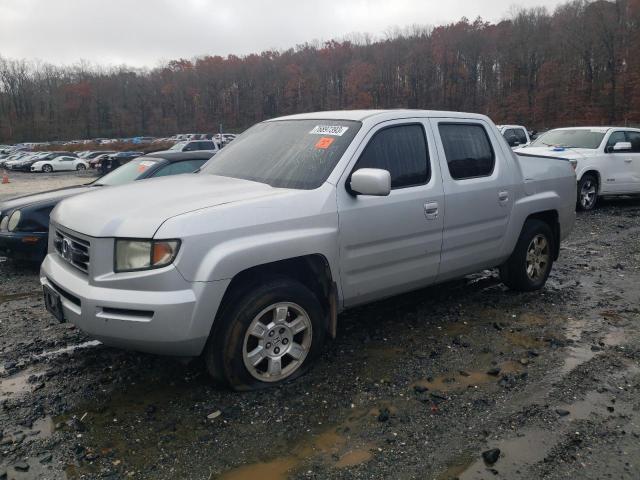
top-left (0, 0), bottom-right (567, 67)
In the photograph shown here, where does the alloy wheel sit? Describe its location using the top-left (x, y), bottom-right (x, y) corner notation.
top-left (525, 234), bottom-right (550, 281)
top-left (242, 302), bottom-right (312, 382)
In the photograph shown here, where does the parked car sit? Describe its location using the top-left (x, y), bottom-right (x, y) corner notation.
top-left (31, 155), bottom-right (88, 173)
top-left (517, 126), bottom-right (640, 210)
top-left (7, 151), bottom-right (80, 172)
top-left (98, 151), bottom-right (144, 174)
top-left (0, 152), bottom-right (214, 262)
top-left (89, 153), bottom-right (112, 169)
top-left (40, 110), bottom-right (576, 390)
top-left (168, 140), bottom-right (219, 153)
top-left (4, 152), bottom-right (42, 171)
top-left (497, 125), bottom-right (531, 149)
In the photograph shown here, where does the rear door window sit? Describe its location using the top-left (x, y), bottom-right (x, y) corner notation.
top-left (625, 131), bottom-right (640, 153)
top-left (439, 123), bottom-right (495, 180)
top-left (353, 124), bottom-right (430, 189)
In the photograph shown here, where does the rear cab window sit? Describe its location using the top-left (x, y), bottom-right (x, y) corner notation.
top-left (438, 123), bottom-right (496, 180)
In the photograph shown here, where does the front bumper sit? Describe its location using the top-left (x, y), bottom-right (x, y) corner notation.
top-left (0, 232), bottom-right (48, 261)
top-left (40, 253), bottom-right (230, 357)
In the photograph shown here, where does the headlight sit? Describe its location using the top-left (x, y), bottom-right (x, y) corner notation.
top-left (114, 239), bottom-right (180, 272)
top-left (7, 210), bottom-right (21, 231)
top-left (0, 215), bottom-right (8, 231)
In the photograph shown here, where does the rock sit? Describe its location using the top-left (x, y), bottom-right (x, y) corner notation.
top-left (413, 384), bottom-right (429, 393)
top-left (527, 350), bottom-right (539, 357)
top-left (519, 358), bottom-right (529, 366)
top-left (487, 367), bottom-right (501, 376)
top-left (591, 345), bottom-right (602, 352)
top-left (207, 410), bottom-right (222, 420)
top-left (555, 408), bottom-right (570, 417)
top-left (13, 462), bottom-right (29, 472)
top-left (482, 448), bottom-right (501, 465)
top-left (377, 408), bottom-right (390, 422)
top-left (459, 370), bottom-right (470, 377)
top-left (607, 406), bottom-right (615, 413)
top-left (69, 418), bottom-right (86, 432)
top-left (39, 453), bottom-right (53, 464)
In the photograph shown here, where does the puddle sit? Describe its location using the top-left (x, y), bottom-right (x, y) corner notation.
top-left (0, 291), bottom-right (39, 304)
top-left (34, 340), bottom-right (102, 359)
top-left (560, 345), bottom-right (598, 375)
top-left (0, 367), bottom-right (45, 401)
top-left (412, 361), bottom-right (523, 393)
top-left (458, 428), bottom-right (556, 479)
top-left (2, 416), bottom-right (55, 445)
top-left (517, 313), bottom-right (550, 327)
top-left (219, 411), bottom-right (376, 479)
top-left (602, 327), bottom-right (626, 347)
top-left (557, 390), bottom-right (629, 420)
top-left (504, 332), bottom-right (545, 349)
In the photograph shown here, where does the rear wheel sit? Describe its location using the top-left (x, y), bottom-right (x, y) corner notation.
top-left (76, 163), bottom-right (86, 171)
top-left (577, 174), bottom-right (598, 211)
top-left (204, 276), bottom-right (326, 390)
top-left (500, 219), bottom-right (554, 292)
top-left (42, 164), bottom-right (53, 173)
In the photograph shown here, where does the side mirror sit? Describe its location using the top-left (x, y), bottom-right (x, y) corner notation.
top-left (613, 141), bottom-right (632, 152)
top-left (350, 168), bottom-right (391, 196)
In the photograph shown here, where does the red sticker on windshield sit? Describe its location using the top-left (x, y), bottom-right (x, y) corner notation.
top-left (315, 137), bottom-right (334, 149)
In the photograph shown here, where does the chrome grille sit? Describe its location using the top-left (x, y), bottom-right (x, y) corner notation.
top-left (54, 229), bottom-right (91, 273)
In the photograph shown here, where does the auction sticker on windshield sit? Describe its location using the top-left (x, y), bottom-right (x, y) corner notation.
top-left (315, 137), bottom-right (335, 149)
top-left (310, 125), bottom-right (349, 136)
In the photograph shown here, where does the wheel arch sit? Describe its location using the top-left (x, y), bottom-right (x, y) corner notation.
top-left (578, 169), bottom-right (601, 188)
top-left (524, 210), bottom-right (560, 260)
top-left (213, 254), bottom-right (339, 340)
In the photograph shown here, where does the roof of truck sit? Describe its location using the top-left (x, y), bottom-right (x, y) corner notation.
top-left (271, 109), bottom-right (490, 123)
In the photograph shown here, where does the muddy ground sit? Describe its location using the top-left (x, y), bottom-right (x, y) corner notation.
top-left (0, 171), bottom-right (91, 202)
top-left (1, 174), bottom-right (639, 479)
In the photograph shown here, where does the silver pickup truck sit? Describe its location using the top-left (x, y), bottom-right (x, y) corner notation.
top-left (41, 110), bottom-right (576, 390)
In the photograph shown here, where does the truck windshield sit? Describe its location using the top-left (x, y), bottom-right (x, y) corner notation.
top-left (530, 129), bottom-right (606, 149)
top-left (201, 120), bottom-right (361, 189)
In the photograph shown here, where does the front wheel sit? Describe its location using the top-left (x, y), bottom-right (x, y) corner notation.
top-left (577, 174), bottom-right (598, 211)
top-left (500, 219), bottom-right (554, 292)
top-left (204, 277), bottom-right (326, 390)
top-left (42, 164), bottom-right (53, 173)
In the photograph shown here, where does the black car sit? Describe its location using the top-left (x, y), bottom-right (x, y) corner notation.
top-left (0, 152), bottom-right (214, 262)
top-left (98, 151), bottom-right (144, 174)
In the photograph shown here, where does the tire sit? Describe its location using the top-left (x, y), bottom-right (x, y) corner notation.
top-left (76, 164), bottom-right (86, 171)
top-left (577, 173), bottom-right (598, 211)
top-left (204, 276), bottom-right (326, 391)
top-left (42, 164), bottom-right (53, 173)
top-left (500, 219), bottom-right (554, 292)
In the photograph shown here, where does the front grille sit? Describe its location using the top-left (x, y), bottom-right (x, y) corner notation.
top-left (54, 229), bottom-right (91, 273)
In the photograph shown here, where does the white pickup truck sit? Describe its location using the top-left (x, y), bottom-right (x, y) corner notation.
top-left (517, 126), bottom-right (640, 210)
top-left (497, 125), bottom-right (531, 149)
top-left (41, 110), bottom-right (576, 390)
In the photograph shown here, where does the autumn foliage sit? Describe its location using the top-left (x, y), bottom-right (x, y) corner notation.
top-left (1, 0), bottom-right (639, 143)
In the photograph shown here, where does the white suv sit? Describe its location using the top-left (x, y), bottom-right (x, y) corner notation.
top-left (517, 127), bottom-right (640, 210)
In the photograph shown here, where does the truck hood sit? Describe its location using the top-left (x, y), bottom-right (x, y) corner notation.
top-left (52, 174), bottom-right (287, 238)
top-left (515, 146), bottom-right (597, 160)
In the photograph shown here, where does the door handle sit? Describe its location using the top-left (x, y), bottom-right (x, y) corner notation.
top-left (498, 191), bottom-right (509, 203)
top-left (624, 159), bottom-right (632, 163)
top-left (424, 202), bottom-right (439, 220)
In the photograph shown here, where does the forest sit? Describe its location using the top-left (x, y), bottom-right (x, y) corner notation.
top-left (1, 0), bottom-right (639, 142)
